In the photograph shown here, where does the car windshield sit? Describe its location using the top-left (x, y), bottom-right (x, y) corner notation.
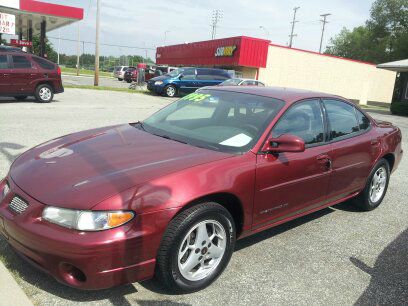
top-left (165, 68), bottom-right (185, 77)
top-left (220, 78), bottom-right (242, 86)
top-left (142, 89), bottom-right (285, 154)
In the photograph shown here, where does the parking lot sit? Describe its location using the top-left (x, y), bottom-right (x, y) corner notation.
top-left (0, 88), bottom-right (407, 305)
top-left (62, 74), bottom-right (133, 89)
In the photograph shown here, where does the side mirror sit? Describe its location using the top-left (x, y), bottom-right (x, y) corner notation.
top-left (178, 74), bottom-right (184, 79)
top-left (262, 134), bottom-right (305, 153)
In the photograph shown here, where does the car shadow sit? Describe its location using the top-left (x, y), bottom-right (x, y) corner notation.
top-left (0, 97), bottom-right (60, 104)
top-left (0, 142), bottom-right (26, 163)
top-left (353, 228), bottom-right (408, 305)
top-left (140, 207), bottom-right (336, 295)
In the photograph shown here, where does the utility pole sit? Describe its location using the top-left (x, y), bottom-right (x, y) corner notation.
top-left (145, 49), bottom-right (148, 63)
top-left (211, 9), bottom-right (223, 40)
top-left (57, 29), bottom-right (60, 65)
top-left (94, 0), bottom-right (101, 86)
top-left (289, 6), bottom-right (300, 48)
top-left (76, 23), bottom-right (80, 76)
top-left (259, 26), bottom-right (270, 39)
top-left (319, 13), bottom-right (331, 53)
top-left (164, 30), bottom-right (170, 45)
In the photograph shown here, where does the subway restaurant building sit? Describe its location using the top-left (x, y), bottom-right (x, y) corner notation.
top-left (156, 36), bottom-right (396, 106)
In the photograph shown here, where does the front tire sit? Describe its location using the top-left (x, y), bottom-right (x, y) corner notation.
top-left (353, 158), bottom-right (390, 211)
top-left (34, 84), bottom-right (54, 103)
top-left (164, 85), bottom-right (177, 97)
top-left (155, 202), bottom-right (235, 293)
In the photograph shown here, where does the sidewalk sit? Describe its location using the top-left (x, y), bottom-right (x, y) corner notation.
top-left (0, 261), bottom-right (33, 306)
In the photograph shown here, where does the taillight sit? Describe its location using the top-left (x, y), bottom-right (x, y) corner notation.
top-left (57, 66), bottom-right (61, 75)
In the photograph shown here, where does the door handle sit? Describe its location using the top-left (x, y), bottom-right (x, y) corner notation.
top-left (317, 154), bottom-right (332, 170)
top-left (3, 73), bottom-right (11, 77)
top-left (30, 73), bottom-right (37, 76)
top-left (43, 73), bottom-right (48, 78)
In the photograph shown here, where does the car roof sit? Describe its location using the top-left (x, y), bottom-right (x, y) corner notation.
top-left (202, 86), bottom-right (343, 104)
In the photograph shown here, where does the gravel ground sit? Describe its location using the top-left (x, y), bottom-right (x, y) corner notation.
top-left (0, 89), bottom-right (407, 306)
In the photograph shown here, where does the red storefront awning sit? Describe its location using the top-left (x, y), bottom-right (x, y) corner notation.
top-left (156, 36), bottom-right (270, 68)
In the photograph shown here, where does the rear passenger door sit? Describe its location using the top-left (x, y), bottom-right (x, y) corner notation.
top-left (0, 54), bottom-right (12, 94)
top-left (10, 55), bottom-right (35, 93)
top-left (323, 99), bottom-right (377, 201)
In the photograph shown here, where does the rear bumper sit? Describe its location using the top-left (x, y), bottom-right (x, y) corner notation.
top-left (0, 178), bottom-right (177, 290)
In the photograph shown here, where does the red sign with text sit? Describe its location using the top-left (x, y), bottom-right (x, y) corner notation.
top-left (10, 39), bottom-right (33, 47)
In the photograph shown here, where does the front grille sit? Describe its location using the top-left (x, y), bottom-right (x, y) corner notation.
top-left (8, 196), bottom-right (29, 214)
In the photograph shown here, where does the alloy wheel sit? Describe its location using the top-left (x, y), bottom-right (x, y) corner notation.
top-left (369, 166), bottom-right (387, 203)
top-left (178, 220), bottom-right (227, 281)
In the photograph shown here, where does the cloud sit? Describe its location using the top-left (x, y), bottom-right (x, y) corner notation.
top-left (47, 0), bottom-right (375, 57)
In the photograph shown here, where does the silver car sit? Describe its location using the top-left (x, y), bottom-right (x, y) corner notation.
top-left (219, 78), bottom-right (266, 86)
top-left (113, 66), bottom-right (129, 81)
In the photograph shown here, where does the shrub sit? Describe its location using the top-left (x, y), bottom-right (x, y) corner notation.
top-left (390, 101), bottom-right (408, 116)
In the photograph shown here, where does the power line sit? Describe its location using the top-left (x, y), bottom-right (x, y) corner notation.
top-left (319, 13), bottom-right (331, 53)
top-left (289, 6), bottom-right (300, 48)
top-left (47, 36), bottom-right (155, 50)
top-left (211, 9), bottom-right (223, 40)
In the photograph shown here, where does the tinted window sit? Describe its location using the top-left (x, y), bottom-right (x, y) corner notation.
top-left (181, 68), bottom-right (196, 79)
top-left (0, 55), bottom-right (8, 69)
top-left (12, 56), bottom-right (32, 69)
top-left (324, 99), bottom-right (359, 140)
top-left (273, 99), bottom-right (325, 145)
top-left (32, 57), bottom-right (55, 70)
top-left (356, 109), bottom-right (370, 131)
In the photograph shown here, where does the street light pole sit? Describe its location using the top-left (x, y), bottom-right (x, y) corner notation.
top-left (94, 0), bottom-right (101, 86)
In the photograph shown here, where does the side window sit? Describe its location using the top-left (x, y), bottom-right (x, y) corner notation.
top-left (323, 99), bottom-right (359, 140)
top-left (356, 109), bottom-right (371, 131)
top-left (32, 57), bottom-right (55, 70)
top-left (0, 55), bottom-right (8, 69)
top-left (273, 99), bottom-right (325, 145)
top-left (257, 82), bottom-right (265, 87)
top-left (12, 56), bottom-right (32, 69)
top-left (181, 68), bottom-right (196, 79)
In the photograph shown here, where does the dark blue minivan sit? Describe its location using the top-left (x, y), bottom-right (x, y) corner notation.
top-left (147, 67), bottom-right (231, 97)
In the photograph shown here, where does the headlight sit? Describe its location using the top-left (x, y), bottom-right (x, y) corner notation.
top-left (154, 81), bottom-right (163, 85)
top-left (42, 207), bottom-right (134, 231)
top-left (2, 181), bottom-right (10, 199)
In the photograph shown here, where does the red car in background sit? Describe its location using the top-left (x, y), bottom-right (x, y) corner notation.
top-left (0, 87), bottom-right (403, 292)
top-left (0, 47), bottom-right (63, 103)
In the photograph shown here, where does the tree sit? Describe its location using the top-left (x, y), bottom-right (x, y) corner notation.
top-left (325, 0), bottom-right (408, 63)
top-left (31, 36), bottom-right (58, 63)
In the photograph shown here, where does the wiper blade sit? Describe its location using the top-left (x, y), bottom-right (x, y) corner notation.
top-left (154, 133), bottom-right (188, 145)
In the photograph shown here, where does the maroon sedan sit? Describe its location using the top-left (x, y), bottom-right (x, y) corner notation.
top-left (0, 87), bottom-right (403, 292)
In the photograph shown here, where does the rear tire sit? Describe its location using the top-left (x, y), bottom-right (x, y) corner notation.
top-left (155, 202), bottom-right (235, 293)
top-left (14, 96), bottom-right (28, 100)
top-left (34, 84), bottom-right (54, 103)
top-left (164, 85), bottom-right (177, 97)
top-left (352, 158), bottom-right (390, 211)
top-left (118, 78), bottom-right (123, 81)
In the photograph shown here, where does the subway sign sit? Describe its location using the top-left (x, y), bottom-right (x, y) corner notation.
top-left (215, 45), bottom-right (237, 57)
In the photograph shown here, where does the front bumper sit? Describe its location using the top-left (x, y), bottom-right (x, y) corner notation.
top-left (147, 82), bottom-right (165, 94)
top-left (0, 178), bottom-right (177, 289)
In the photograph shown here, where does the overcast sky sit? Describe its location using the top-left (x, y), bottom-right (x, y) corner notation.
top-left (44, 0), bottom-right (375, 59)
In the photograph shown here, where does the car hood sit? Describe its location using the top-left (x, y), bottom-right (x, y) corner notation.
top-left (10, 124), bottom-right (231, 209)
top-left (150, 75), bottom-right (171, 82)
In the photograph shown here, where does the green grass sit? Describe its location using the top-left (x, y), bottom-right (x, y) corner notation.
top-left (61, 67), bottom-right (112, 78)
top-left (360, 104), bottom-right (390, 112)
top-left (64, 84), bottom-right (150, 94)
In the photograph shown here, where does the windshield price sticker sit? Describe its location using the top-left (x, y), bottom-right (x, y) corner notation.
top-left (181, 93), bottom-right (212, 102)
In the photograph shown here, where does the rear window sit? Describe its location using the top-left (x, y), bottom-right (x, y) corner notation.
top-left (12, 55), bottom-right (32, 69)
top-left (32, 57), bottom-right (55, 70)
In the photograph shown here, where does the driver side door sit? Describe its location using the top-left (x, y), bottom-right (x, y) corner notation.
top-left (253, 99), bottom-right (332, 229)
top-left (178, 68), bottom-right (199, 94)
